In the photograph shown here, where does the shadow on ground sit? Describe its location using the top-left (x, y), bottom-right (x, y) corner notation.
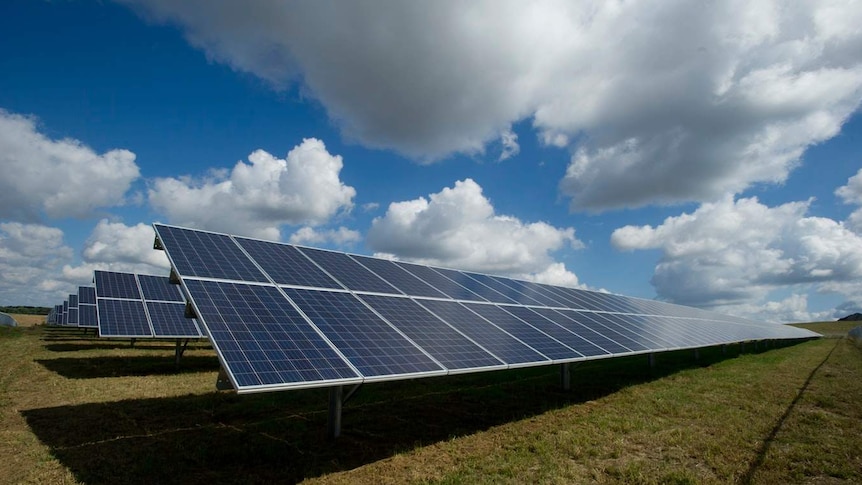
top-left (21, 344), bottom-right (785, 485)
top-left (36, 355), bottom-right (220, 378)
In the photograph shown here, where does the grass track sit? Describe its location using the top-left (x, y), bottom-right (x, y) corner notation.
top-left (1, 319), bottom-right (860, 484)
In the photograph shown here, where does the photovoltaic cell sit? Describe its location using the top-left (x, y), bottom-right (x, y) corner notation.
top-left (147, 302), bottom-right (202, 338)
top-left (432, 268), bottom-right (518, 304)
top-left (359, 294), bottom-right (505, 371)
top-left (297, 247), bottom-right (401, 295)
top-left (95, 271), bottom-right (142, 300)
top-left (97, 299), bottom-right (152, 337)
top-left (184, 279), bottom-right (359, 389)
top-left (500, 306), bottom-right (610, 357)
top-left (462, 272), bottom-right (546, 306)
top-left (235, 237), bottom-right (342, 289)
top-left (417, 299), bottom-right (548, 365)
top-left (394, 261), bottom-right (487, 301)
top-left (138, 274), bottom-right (185, 302)
top-left (78, 286), bottom-right (96, 304)
top-left (349, 255), bottom-right (449, 298)
top-left (284, 288), bottom-right (443, 378)
top-left (78, 305), bottom-right (98, 328)
top-left (155, 224), bottom-right (268, 282)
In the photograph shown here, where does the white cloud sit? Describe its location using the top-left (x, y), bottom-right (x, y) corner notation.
top-left (122, 1), bottom-right (862, 209)
top-left (498, 128), bottom-right (520, 161)
top-left (0, 223), bottom-right (74, 305)
top-left (836, 168), bottom-right (862, 233)
top-left (148, 138), bottom-right (355, 240)
top-left (518, 262), bottom-right (582, 289)
top-left (713, 294), bottom-right (836, 324)
top-left (0, 109), bottom-right (140, 221)
top-left (81, 219), bottom-right (170, 270)
top-left (367, 178), bottom-right (581, 282)
top-left (289, 226), bottom-right (361, 247)
top-left (610, 194), bottom-right (862, 319)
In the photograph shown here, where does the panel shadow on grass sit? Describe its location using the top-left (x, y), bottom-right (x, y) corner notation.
top-left (36, 355), bottom-right (220, 378)
top-left (22, 345), bottom-right (759, 485)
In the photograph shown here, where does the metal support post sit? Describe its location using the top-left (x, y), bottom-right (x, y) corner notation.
top-left (693, 349), bottom-right (700, 361)
top-left (560, 363), bottom-right (571, 391)
top-left (648, 353), bottom-right (656, 369)
top-left (130, 338), bottom-right (136, 348)
top-left (328, 386), bottom-right (343, 440)
top-left (174, 338), bottom-right (189, 367)
top-left (722, 344), bottom-right (727, 355)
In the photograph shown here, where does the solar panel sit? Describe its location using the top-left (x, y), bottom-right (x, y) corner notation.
top-left (94, 270), bottom-right (203, 339)
top-left (152, 223), bottom-right (821, 396)
top-left (77, 286), bottom-right (98, 328)
top-left (67, 294), bottom-right (79, 326)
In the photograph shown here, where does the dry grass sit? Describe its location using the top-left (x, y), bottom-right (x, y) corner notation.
top-left (6, 313), bottom-right (45, 327)
top-left (2, 319), bottom-right (860, 484)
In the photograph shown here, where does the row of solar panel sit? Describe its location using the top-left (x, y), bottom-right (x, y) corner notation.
top-left (155, 225), bottom-right (756, 326)
top-left (181, 276), bottom-right (814, 392)
top-left (46, 271), bottom-right (205, 339)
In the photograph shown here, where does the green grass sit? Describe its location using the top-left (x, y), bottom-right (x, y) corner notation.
top-left (2, 320), bottom-right (861, 484)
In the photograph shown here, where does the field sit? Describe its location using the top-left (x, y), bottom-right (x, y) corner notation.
top-left (1, 318), bottom-right (860, 484)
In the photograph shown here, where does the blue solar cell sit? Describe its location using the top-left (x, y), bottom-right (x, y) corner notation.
top-left (297, 247), bottom-right (401, 294)
top-left (500, 306), bottom-right (609, 357)
top-left (67, 308), bottom-right (79, 326)
top-left (184, 280), bottom-right (359, 389)
top-left (565, 311), bottom-right (651, 352)
top-left (359, 295), bottom-right (504, 371)
top-left (394, 262), bottom-right (487, 301)
top-left (68, 294), bottom-right (79, 308)
top-left (349, 255), bottom-right (449, 298)
top-left (95, 270), bottom-right (142, 300)
top-left (147, 302), bottom-right (202, 338)
top-left (431, 268), bottom-right (518, 304)
top-left (235, 237), bottom-right (343, 289)
top-left (461, 273), bottom-right (546, 306)
top-left (495, 278), bottom-right (570, 307)
top-left (583, 312), bottom-right (664, 350)
top-left (78, 286), bottom-right (96, 305)
top-left (78, 304), bottom-right (98, 328)
top-left (284, 288), bottom-right (443, 378)
top-left (533, 309), bottom-right (632, 354)
top-left (98, 299), bottom-right (153, 337)
top-left (463, 303), bottom-right (582, 361)
top-left (417, 299), bottom-right (548, 365)
top-left (138, 274), bottom-right (185, 302)
top-left (154, 224), bottom-right (268, 282)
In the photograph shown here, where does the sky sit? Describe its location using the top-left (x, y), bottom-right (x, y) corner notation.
top-left (1, 0), bottom-right (862, 323)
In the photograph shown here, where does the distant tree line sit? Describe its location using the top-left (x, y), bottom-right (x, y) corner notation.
top-left (0, 306), bottom-right (50, 315)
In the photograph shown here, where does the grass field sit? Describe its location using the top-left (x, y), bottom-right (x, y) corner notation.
top-left (1, 318), bottom-right (860, 484)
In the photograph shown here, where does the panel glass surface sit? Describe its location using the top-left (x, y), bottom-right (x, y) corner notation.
top-left (463, 303), bottom-right (582, 361)
top-left (533, 309), bottom-right (632, 354)
top-left (501, 306), bottom-right (610, 357)
top-left (184, 280), bottom-right (359, 389)
top-left (494, 278), bottom-right (570, 307)
top-left (98, 299), bottom-right (152, 337)
top-left (68, 294), bottom-right (78, 308)
top-left (67, 307), bottom-right (79, 326)
top-left (417, 300), bottom-right (548, 365)
top-left (147, 302), bottom-right (202, 338)
top-left (284, 289), bottom-right (443, 377)
top-left (138, 274), bottom-right (185, 302)
top-left (78, 304), bottom-right (98, 328)
top-left (154, 224), bottom-right (268, 282)
top-left (432, 268), bottom-right (517, 304)
top-left (78, 286), bottom-right (96, 305)
top-left (235, 237), bottom-right (343, 289)
top-left (359, 295), bottom-right (504, 370)
top-left (94, 270), bottom-right (142, 300)
top-left (297, 248), bottom-right (400, 295)
top-left (349, 255), bottom-right (449, 298)
top-left (394, 262), bottom-right (487, 301)
top-left (462, 273), bottom-right (546, 306)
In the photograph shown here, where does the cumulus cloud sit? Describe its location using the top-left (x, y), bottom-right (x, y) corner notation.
top-left (0, 223), bottom-right (74, 305)
top-left (81, 219), bottom-right (170, 270)
top-left (836, 168), bottom-right (862, 233)
top-left (0, 109), bottom-right (140, 221)
top-left (121, 1), bottom-right (862, 209)
top-left (611, 195), bottom-right (862, 319)
top-left (367, 178), bottom-right (582, 282)
top-left (148, 138), bottom-right (355, 240)
top-left (289, 226), bottom-right (361, 247)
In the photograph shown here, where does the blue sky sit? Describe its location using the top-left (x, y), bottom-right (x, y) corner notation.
top-left (2, 0), bottom-right (862, 323)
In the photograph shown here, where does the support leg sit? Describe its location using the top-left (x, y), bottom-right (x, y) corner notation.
top-left (693, 349), bottom-right (700, 361)
top-left (648, 353), bottom-right (656, 369)
top-left (328, 386), bottom-right (343, 440)
top-left (130, 338), bottom-right (136, 348)
top-left (560, 363), bottom-right (571, 391)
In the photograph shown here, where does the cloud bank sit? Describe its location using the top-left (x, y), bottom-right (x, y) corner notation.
top-left (122, 0), bottom-right (862, 210)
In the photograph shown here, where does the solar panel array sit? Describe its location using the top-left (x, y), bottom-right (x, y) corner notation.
top-left (154, 224), bottom-right (819, 394)
top-left (94, 270), bottom-right (204, 339)
top-left (77, 286), bottom-right (98, 328)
